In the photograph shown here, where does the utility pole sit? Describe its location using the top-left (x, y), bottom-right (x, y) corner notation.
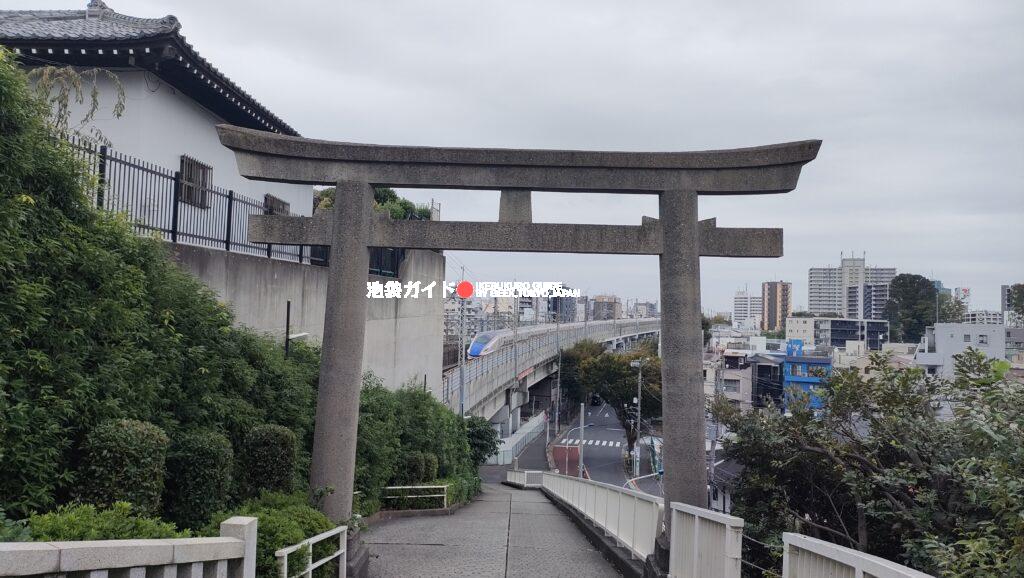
top-left (630, 358), bottom-right (644, 478)
top-left (555, 309), bottom-right (562, 437)
top-left (708, 355), bottom-right (724, 506)
top-left (458, 265), bottom-right (466, 417)
top-left (578, 401), bottom-right (585, 478)
top-left (636, 359), bottom-right (642, 478)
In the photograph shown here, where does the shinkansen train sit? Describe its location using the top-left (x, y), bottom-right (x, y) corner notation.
top-left (466, 319), bottom-right (648, 358)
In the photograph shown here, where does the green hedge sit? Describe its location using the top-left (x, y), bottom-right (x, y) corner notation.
top-left (27, 502), bottom-right (187, 541)
top-left (164, 431), bottom-right (234, 529)
top-left (240, 424), bottom-right (296, 496)
top-left (77, 420), bottom-right (170, 515)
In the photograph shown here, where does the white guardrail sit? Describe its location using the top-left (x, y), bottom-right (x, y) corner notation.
top-left (505, 471), bottom-right (934, 577)
top-left (0, 516), bottom-right (258, 578)
top-left (541, 472), bottom-right (663, 561)
top-left (487, 411), bottom-right (548, 465)
top-left (275, 524), bottom-right (348, 578)
top-left (668, 502), bottom-right (744, 578)
top-left (782, 533), bottom-right (934, 578)
top-left (506, 469), bottom-right (545, 488)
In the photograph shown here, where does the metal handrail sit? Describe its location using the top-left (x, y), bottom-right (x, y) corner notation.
top-left (275, 524), bottom-right (348, 578)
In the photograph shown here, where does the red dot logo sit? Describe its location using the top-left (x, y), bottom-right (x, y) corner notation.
top-left (456, 281), bottom-right (474, 299)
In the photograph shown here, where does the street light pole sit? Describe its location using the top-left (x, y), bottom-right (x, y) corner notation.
top-left (578, 401), bottom-right (585, 478)
top-left (562, 422), bottom-right (591, 476)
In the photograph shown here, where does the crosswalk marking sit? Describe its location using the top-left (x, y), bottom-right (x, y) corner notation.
top-left (562, 438), bottom-right (624, 448)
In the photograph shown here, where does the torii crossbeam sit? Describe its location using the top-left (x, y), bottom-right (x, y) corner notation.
top-left (217, 125), bottom-right (820, 540)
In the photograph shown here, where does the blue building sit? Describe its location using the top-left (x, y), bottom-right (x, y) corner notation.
top-left (782, 340), bottom-right (833, 410)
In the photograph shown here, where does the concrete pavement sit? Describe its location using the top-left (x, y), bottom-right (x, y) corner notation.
top-left (364, 483), bottom-right (621, 577)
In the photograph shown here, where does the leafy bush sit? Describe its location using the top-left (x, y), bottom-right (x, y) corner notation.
top-left (392, 387), bottom-right (474, 480)
top-left (465, 416), bottom-right (500, 466)
top-left (206, 492), bottom-right (334, 578)
top-left (164, 430), bottom-right (234, 529)
top-left (394, 452), bottom-right (427, 485)
top-left (354, 374), bottom-right (399, 515)
top-left (0, 508), bottom-right (30, 542)
top-left (240, 424), bottom-right (296, 496)
top-left (28, 502), bottom-right (186, 541)
top-left (0, 47), bottom-right (320, 518)
top-left (422, 453), bottom-right (439, 482)
top-left (77, 419), bottom-right (169, 515)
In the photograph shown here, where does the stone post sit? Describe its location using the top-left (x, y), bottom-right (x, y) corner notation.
top-left (498, 189), bottom-right (532, 223)
top-left (219, 516), bottom-right (258, 578)
top-left (658, 190), bottom-right (707, 514)
top-left (311, 180), bottom-right (373, 522)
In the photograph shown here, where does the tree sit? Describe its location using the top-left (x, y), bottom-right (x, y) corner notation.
top-left (938, 292), bottom-right (965, 323)
top-left (763, 329), bottom-right (785, 340)
top-left (465, 416), bottom-right (500, 467)
top-left (580, 348), bottom-right (662, 454)
top-left (1008, 283), bottom-right (1024, 318)
top-left (558, 340), bottom-right (606, 407)
top-left (712, 351), bottom-right (1024, 576)
top-left (884, 274), bottom-right (939, 343)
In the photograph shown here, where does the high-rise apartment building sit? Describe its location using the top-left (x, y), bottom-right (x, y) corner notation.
top-left (732, 290), bottom-right (763, 329)
top-left (963, 310), bottom-right (1004, 325)
top-left (808, 255), bottom-right (896, 319)
top-left (761, 281), bottom-right (792, 332)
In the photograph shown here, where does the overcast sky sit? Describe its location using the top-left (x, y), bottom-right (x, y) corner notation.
top-left (22, 1), bottom-right (1024, 311)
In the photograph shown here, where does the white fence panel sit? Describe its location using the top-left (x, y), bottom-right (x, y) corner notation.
top-left (668, 502), bottom-right (743, 578)
top-left (782, 533), bottom-right (934, 578)
top-left (541, 472), bottom-right (662, 561)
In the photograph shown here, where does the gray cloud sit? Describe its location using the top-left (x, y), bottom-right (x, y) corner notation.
top-left (24, 0), bottom-right (1024, 310)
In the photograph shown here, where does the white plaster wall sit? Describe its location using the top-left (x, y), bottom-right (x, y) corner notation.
top-left (172, 244), bottom-right (445, 394)
top-left (60, 69), bottom-right (312, 215)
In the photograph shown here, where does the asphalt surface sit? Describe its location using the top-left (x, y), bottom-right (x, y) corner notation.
top-left (555, 403), bottom-right (663, 496)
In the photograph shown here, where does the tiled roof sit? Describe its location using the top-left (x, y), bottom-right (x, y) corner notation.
top-left (0, 5), bottom-right (179, 42)
top-left (0, 1), bottom-right (299, 136)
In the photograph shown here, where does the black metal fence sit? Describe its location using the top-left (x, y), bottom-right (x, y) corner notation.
top-left (67, 137), bottom-right (410, 275)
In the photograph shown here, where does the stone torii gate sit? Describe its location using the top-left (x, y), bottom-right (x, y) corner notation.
top-left (217, 124), bottom-right (819, 528)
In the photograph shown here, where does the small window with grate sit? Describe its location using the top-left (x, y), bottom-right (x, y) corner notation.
top-left (179, 155), bottom-right (212, 208)
top-left (264, 194), bottom-right (291, 215)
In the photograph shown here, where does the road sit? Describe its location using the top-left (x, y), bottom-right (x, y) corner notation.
top-left (554, 402), bottom-right (662, 497)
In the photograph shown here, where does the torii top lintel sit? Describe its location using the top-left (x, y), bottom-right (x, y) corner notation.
top-left (217, 124), bottom-right (820, 194)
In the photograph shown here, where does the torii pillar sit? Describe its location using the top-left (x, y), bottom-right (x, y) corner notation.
top-left (217, 125), bottom-right (820, 552)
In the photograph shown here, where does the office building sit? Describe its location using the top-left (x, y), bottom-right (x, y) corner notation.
top-left (547, 291), bottom-right (577, 323)
top-left (761, 281), bottom-right (792, 332)
top-left (808, 255), bottom-right (896, 319)
top-left (732, 290), bottom-right (763, 329)
top-left (591, 295), bottom-right (622, 320)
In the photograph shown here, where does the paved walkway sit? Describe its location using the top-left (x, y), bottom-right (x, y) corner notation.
top-left (364, 483), bottom-right (621, 577)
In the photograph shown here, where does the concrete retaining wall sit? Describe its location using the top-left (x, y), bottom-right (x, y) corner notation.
top-left (171, 244), bottom-right (444, 393)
